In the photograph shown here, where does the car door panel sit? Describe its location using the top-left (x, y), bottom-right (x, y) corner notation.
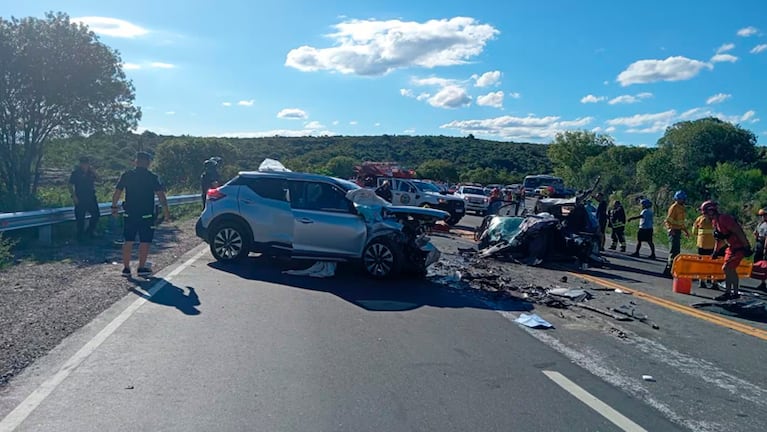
top-left (238, 182), bottom-right (293, 251)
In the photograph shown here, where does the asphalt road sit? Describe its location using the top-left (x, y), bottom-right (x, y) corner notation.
top-left (0, 243), bottom-right (680, 432)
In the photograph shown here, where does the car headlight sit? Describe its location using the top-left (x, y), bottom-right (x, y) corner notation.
top-left (438, 198), bottom-right (447, 204)
top-left (463, 196), bottom-right (469, 201)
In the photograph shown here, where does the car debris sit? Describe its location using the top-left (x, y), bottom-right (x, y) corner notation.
top-left (642, 375), bottom-right (656, 382)
top-left (515, 313), bottom-right (554, 329)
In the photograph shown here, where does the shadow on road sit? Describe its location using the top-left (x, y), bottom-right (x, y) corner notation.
top-left (128, 278), bottom-right (201, 316)
top-left (208, 256), bottom-right (532, 314)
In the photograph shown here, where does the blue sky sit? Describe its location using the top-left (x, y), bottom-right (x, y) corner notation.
top-left (8, 0), bottom-right (767, 146)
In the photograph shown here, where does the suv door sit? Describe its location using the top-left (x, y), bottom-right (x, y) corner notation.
top-left (395, 179), bottom-right (417, 206)
top-left (288, 180), bottom-right (367, 257)
top-left (238, 176), bottom-right (293, 253)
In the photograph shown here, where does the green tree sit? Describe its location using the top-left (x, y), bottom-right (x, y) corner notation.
top-left (0, 12), bottom-right (140, 210)
top-left (582, 146), bottom-right (650, 195)
top-left (417, 159), bottom-right (459, 182)
top-left (324, 156), bottom-right (357, 179)
top-left (155, 138), bottom-right (240, 190)
top-left (547, 131), bottom-right (613, 189)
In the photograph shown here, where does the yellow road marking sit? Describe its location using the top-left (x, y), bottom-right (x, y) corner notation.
top-left (570, 272), bottom-right (767, 342)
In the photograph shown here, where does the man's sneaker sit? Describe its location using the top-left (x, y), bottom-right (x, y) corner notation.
top-left (649, 254), bottom-right (657, 260)
top-left (137, 267), bottom-right (152, 277)
top-left (121, 267), bottom-right (131, 277)
top-left (630, 252), bottom-right (640, 257)
top-left (609, 244), bottom-right (617, 250)
top-left (715, 292), bottom-right (740, 301)
top-left (620, 246), bottom-right (626, 252)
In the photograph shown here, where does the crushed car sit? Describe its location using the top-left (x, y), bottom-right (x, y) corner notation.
top-left (196, 163), bottom-right (447, 279)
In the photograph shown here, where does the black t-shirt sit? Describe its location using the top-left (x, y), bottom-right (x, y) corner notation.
top-left (69, 168), bottom-right (97, 198)
top-left (200, 167), bottom-right (220, 192)
top-left (116, 167), bottom-right (164, 217)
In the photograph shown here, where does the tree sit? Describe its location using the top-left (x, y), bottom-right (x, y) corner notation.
top-left (155, 138), bottom-right (240, 190)
top-left (0, 12), bottom-right (140, 210)
top-left (417, 159), bottom-right (459, 182)
top-left (547, 131), bottom-right (613, 189)
top-left (581, 146), bottom-right (650, 194)
top-left (324, 156), bottom-right (357, 179)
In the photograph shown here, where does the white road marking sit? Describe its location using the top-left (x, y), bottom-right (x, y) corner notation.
top-left (542, 370), bottom-right (648, 432)
top-left (0, 247), bottom-right (208, 432)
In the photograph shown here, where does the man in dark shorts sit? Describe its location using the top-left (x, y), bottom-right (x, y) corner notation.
top-left (628, 198), bottom-right (656, 260)
top-left (594, 192), bottom-right (608, 251)
top-left (68, 156), bottom-right (100, 240)
top-left (111, 152), bottom-right (171, 277)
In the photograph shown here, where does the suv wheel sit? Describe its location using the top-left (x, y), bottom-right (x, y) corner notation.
top-left (210, 221), bottom-right (251, 261)
top-left (363, 237), bottom-right (403, 279)
top-left (446, 215), bottom-right (462, 226)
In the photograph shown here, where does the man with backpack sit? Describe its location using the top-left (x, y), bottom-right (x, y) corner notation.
top-left (200, 158), bottom-right (221, 208)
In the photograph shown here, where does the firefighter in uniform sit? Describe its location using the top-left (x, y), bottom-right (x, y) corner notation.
top-left (663, 190), bottom-right (690, 277)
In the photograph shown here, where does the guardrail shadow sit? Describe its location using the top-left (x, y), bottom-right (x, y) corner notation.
top-left (127, 277), bottom-right (201, 316)
top-left (208, 256), bottom-right (532, 314)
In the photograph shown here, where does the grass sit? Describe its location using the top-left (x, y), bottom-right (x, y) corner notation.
top-left (0, 233), bottom-right (16, 270)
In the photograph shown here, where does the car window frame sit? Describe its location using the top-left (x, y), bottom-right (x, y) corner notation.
top-left (288, 180), bottom-right (356, 214)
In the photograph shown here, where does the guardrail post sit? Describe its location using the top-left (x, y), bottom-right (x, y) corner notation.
top-left (38, 224), bottom-right (53, 245)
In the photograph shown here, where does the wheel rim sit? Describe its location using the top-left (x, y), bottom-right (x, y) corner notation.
top-left (364, 243), bottom-right (394, 276)
top-left (213, 227), bottom-right (243, 259)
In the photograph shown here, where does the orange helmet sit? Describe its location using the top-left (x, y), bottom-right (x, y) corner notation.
top-left (700, 200), bottom-right (718, 213)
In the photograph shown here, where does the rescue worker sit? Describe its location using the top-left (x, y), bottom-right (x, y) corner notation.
top-left (702, 201), bottom-right (752, 301)
top-left (628, 199), bottom-right (656, 260)
top-left (663, 190), bottom-right (690, 278)
top-left (692, 207), bottom-right (716, 288)
top-left (487, 187), bottom-right (503, 215)
top-left (200, 158), bottom-right (221, 208)
top-left (753, 208), bottom-right (767, 291)
top-left (608, 200), bottom-right (626, 252)
top-left (594, 192), bottom-right (608, 251)
top-left (375, 180), bottom-right (393, 203)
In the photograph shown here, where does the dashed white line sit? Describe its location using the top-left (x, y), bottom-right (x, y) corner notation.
top-left (543, 370), bottom-right (648, 432)
top-left (0, 247), bottom-right (208, 432)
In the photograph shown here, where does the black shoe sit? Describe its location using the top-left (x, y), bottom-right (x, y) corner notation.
top-left (699, 281), bottom-right (708, 289)
top-left (649, 254), bottom-right (657, 260)
top-left (757, 283), bottom-right (767, 292)
top-left (620, 246), bottom-right (626, 252)
top-left (630, 252), bottom-right (640, 258)
top-left (137, 267), bottom-right (152, 277)
top-left (121, 267), bottom-right (131, 277)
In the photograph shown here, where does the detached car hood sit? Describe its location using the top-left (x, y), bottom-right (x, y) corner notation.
top-left (386, 206), bottom-right (450, 221)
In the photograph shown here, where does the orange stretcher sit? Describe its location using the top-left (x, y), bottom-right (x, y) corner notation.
top-left (671, 254), bottom-right (752, 280)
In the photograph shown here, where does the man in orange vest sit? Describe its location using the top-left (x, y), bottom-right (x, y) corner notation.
top-left (663, 190), bottom-right (690, 278)
top-left (702, 201), bottom-right (752, 301)
top-left (692, 207), bottom-right (716, 288)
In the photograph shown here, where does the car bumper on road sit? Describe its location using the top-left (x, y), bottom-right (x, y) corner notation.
top-left (195, 218), bottom-right (208, 242)
top-left (465, 202), bottom-right (487, 212)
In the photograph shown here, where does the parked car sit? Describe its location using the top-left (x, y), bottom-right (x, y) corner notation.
top-left (454, 185), bottom-right (490, 215)
top-left (376, 177), bottom-right (465, 225)
top-left (197, 171), bottom-right (447, 278)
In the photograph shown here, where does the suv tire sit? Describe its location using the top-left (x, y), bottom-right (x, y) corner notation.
top-left (210, 220), bottom-right (251, 261)
top-left (363, 237), bottom-right (403, 279)
top-left (446, 215), bottom-right (462, 226)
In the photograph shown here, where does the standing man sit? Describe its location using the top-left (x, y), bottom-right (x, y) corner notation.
top-left (200, 158), bottom-right (221, 208)
top-left (608, 200), bottom-right (626, 252)
top-left (594, 192), bottom-right (608, 251)
top-left (628, 199), bottom-right (656, 260)
top-left (692, 207), bottom-right (716, 288)
top-left (68, 156), bottom-right (100, 241)
top-left (375, 180), bottom-right (393, 203)
top-left (702, 201), bottom-right (752, 301)
top-left (111, 152), bottom-right (171, 277)
top-left (753, 208), bottom-right (767, 291)
top-left (663, 190), bottom-right (690, 278)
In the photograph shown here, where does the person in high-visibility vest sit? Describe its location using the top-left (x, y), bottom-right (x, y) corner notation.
top-left (754, 208), bottom-right (767, 291)
top-left (702, 200), bottom-right (752, 301)
top-left (692, 207), bottom-right (716, 288)
top-left (608, 200), bottom-right (626, 252)
top-left (663, 190), bottom-right (690, 278)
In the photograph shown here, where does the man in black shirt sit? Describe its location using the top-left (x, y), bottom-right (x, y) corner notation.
top-left (200, 158), bottom-right (220, 208)
top-left (595, 192), bottom-right (609, 251)
top-left (111, 152), bottom-right (171, 277)
top-left (68, 156), bottom-right (100, 240)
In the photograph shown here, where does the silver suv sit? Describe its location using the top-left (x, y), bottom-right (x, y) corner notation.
top-left (196, 171), bottom-right (446, 278)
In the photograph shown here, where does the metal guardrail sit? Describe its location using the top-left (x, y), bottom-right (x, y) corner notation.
top-left (0, 194), bottom-right (200, 243)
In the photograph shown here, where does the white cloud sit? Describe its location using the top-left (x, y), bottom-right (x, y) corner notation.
top-left (606, 110), bottom-right (677, 133)
top-left (440, 114), bottom-right (593, 141)
top-left (122, 62), bottom-right (141, 70)
top-left (716, 43), bottom-right (735, 54)
top-left (608, 92), bottom-right (653, 105)
top-left (149, 62), bottom-right (176, 69)
top-left (400, 88), bottom-right (414, 97)
top-left (580, 94), bottom-right (606, 104)
top-left (332, 120), bottom-right (340, 125)
top-left (741, 110), bottom-right (757, 122)
top-left (374, 122), bottom-right (381, 127)
top-left (403, 128), bottom-right (416, 134)
top-left (416, 92), bottom-right (431, 101)
top-left (428, 85), bottom-right (472, 109)
top-left (508, 92), bottom-right (521, 99)
top-left (349, 120), bottom-right (358, 125)
top-left (304, 120), bottom-right (325, 129)
top-left (737, 26), bottom-right (759, 37)
top-left (411, 77), bottom-right (458, 87)
top-left (285, 17), bottom-right (499, 76)
top-left (710, 53), bottom-right (738, 63)
top-left (277, 108), bottom-right (308, 119)
top-left (222, 102), bottom-right (232, 107)
top-left (751, 44), bottom-right (767, 54)
top-left (605, 126), bottom-right (616, 133)
top-left (237, 100), bottom-right (255, 107)
top-left (72, 16), bottom-right (149, 38)
top-left (476, 91), bottom-right (504, 108)
top-left (617, 56), bottom-right (712, 86)
top-left (165, 111), bottom-right (175, 115)
top-left (603, 80), bottom-right (610, 86)
top-left (474, 70), bottom-right (501, 87)
top-left (706, 93), bottom-right (731, 105)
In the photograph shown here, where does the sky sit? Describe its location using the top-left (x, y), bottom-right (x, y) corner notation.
top-left (6, 0), bottom-right (767, 146)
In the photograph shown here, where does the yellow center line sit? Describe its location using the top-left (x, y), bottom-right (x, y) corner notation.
top-left (569, 271), bottom-right (767, 342)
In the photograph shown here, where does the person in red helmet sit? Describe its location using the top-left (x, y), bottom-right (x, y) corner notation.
top-left (701, 201), bottom-right (752, 301)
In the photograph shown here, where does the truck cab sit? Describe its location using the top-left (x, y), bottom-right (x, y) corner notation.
top-left (378, 177), bottom-right (465, 225)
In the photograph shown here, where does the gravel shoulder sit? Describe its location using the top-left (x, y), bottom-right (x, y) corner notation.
top-left (0, 218), bottom-right (203, 387)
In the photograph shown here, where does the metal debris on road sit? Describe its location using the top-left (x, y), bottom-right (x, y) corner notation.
top-left (549, 288), bottom-right (592, 302)
top-left (642, 375), bottom-right (656, 382)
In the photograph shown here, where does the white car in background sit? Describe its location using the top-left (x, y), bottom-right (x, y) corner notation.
top-left (454, 185), bottom-right (490, 215)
